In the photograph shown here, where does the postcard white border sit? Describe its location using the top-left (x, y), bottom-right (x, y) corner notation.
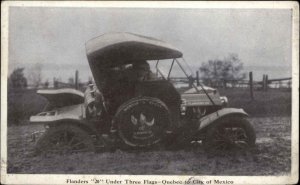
top-left (1, 1), bottom-right (299, 185)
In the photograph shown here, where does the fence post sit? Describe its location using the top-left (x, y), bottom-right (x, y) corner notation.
top-left (53, 77), bottom-right (58, 89)
top-left (262, 74), bottom-right (266, 91)
top-left (265, 75), bottom-right (268, 91)
top-left (196, 71), bottom-right (200, 86)
top-left (263, 74), bottom-right (269, 91)
top-left (188, 76), bottom-right (193, 88)
top-left (249, 72), bottom-right (254, 100)
top-left (75, 70), bottom-right (79, 90)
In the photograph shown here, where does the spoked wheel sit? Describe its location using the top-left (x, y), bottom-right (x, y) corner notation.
top-left (35, 124), bottom-right (95, 154)
top-left (203, 117), bottom-right (256, 151)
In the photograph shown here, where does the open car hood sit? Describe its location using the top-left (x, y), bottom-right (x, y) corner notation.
top-left (85, 32), bottom-right (183, 68)
top-left (37, 88), bottom-right (84, 108)
top-left (184, 85), bottom-right (216, 94)
top-left (181, 86), bottom-right (222, 106)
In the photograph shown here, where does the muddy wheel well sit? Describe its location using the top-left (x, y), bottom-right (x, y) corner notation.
top-left (197, 113), bottom-right (248, 137)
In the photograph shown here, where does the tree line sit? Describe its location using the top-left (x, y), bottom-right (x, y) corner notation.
top-left (199, 53), bottom-right (246, 88)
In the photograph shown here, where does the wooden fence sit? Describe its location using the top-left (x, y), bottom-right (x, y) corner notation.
top-left (170, 72), bottom-right (291, 89)
top-left (29, 69), bottom-right (291, 98)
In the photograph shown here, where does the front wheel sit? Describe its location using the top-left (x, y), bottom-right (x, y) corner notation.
top-left (203, 117), bottom-right (256, 151)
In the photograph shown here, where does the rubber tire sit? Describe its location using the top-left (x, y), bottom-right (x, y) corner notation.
top-left (203, 116), bottom-right (256, 151)
top-left (35, 124), bottom-right (95, 154)
top-left (113, 96), bottom-right (172, 149)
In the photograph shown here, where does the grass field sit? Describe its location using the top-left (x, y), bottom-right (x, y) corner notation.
top-left (218, 88), bottom-right (291, 116)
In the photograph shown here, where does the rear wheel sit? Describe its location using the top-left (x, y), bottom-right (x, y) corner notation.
top-left (113, 97), bottom-right (172, 148)
top-left (203, 117), bottom-right (256, 151)
top-left (35, 124), bottom-right (95, 154)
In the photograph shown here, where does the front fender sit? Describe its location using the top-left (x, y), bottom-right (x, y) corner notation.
top-left (198, 108), bottom-right (248, 131)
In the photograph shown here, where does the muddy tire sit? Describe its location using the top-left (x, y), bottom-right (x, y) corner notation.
top-left (113, 97), bottom-right (172, 148)
top-left (35, 124), bottom-right (95, 154)
top-left (203, 117), bottom-right (256, 151)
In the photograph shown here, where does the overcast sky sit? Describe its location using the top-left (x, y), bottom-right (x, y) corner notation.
top-left (9, 7), bottom-right (292, 82)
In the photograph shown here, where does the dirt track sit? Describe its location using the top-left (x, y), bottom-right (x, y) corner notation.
top-left (7, 117), bottom-right (291, 175)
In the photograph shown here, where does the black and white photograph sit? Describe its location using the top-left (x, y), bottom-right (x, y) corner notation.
top-left (1, 1), bottom-right (299, 185)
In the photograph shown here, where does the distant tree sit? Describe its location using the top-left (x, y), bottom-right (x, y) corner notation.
top-left (199, 53), bottom-right (246, 87)
top-left (8, 68), bottom-right (27, 89)
top-left (28, 63), bottom-right (42, 88)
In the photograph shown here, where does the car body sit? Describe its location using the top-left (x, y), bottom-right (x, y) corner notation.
top-left (30, 32), bottom-right (255, 153)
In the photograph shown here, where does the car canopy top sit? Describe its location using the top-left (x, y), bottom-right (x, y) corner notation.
top-left (85, 32), bottom-right (183, 69)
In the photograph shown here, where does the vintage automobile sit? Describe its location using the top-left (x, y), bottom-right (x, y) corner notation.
top-left (30, 32), bottom-right (256, 153)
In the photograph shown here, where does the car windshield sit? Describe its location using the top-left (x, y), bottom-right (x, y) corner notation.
top-left (150, 58), bottom-right (217, 105)
top-left (149, 58), bottom-right (195, 88)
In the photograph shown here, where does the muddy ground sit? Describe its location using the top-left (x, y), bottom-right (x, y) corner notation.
top-left (7, 116), bottom-right (291, 175)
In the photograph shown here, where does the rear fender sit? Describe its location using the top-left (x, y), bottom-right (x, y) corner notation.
top-left (37, 88), bottom-right (84, 108)
top-left (30, 104), bottom-right (98, 136)
top-left (198, 108), bottom-right (248, 132)
top-left (30, 104), bottom-right (85, 124)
